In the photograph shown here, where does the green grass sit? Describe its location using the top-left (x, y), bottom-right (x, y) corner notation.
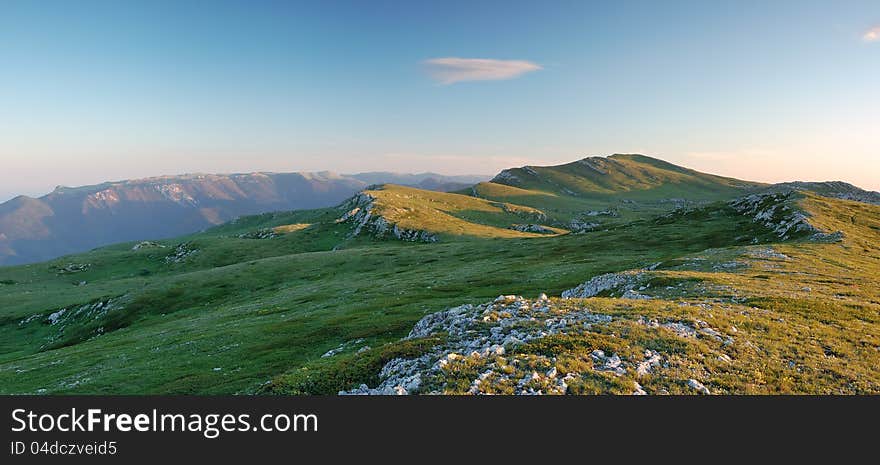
top-left (464, 154), bottom-right (766, 228)
top-left (488, 154), bottom-right (762, 198)
top-left (361, 184), bottom-right (555, 238)
top-left (0, 171), bottom-right (877, 395)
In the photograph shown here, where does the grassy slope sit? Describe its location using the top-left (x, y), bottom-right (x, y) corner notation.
top-left (0, 191), bottom-right (782, 394)
top-left (471, 154), bottom-right (765, 226)
top-left (360, 184), bottom-right (555, 239)
top-left (270, 193), bottom-right (880, 395)
top-left (0, 162), bottom-right (876, 395)
top-left (495, 154), bottom-right (762, 196)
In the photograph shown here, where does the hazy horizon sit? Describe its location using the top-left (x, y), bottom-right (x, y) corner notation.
top-left (2, 1), bottom-right (879, 201)
top-left (3, 151), bottom-right (878, 204)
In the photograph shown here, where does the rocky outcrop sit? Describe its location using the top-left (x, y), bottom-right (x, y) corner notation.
top-left (238, 229), bottom-right (278, 240)
top-left (339, 285), bottom-right (743, 395)
top-left (583, 209), bottom-right (619, 217)
top-left (729, 191), bottom-right (843, 242)
top-left (509, 224), bottom-right (554, 234)
top-left (491, 202), bottom-right (548, 223)
top-left (561, 271), bottom-right (650, 299)
top-left (568, 219), bottom-right (601, 233)
top-left (339, 291), bottom-right (737, 395)
top-left (337, 193), bottom-right (438, 243)
top-left (490, 170), bottom-right (522, 186)
top-left (19, 296), bottom-right (130, 350)
top-left (576, 157), bottom-right (609, 174)
top-left (164, 243), bottom-right (198, 263)
top-left (776, 181), bottom-right (880, 206)
top-left (50, 263), bottom-right (91, 274)
top-left (132, 241), bottom-right (165, 251)
top-left (340, 294), bottom-right (618, 395)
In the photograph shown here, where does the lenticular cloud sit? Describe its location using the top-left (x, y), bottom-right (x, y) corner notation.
top-left (423, 57), bottom-right (542, 84)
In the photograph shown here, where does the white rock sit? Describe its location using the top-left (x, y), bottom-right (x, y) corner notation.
top-left (687, 379), bottom-right (711, 395)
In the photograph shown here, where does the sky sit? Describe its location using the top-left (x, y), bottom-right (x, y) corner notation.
top-left (1, 0), bottom-right (879, 201)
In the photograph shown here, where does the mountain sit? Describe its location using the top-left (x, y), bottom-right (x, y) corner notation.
top-left (0, 171), bottom-right (489, 266)
top-left (488, 154), bottom-right (762, 198)
top-left (332, 153), bottom-right (765, 245)
top-left (347, 172), bottom-right (487, 188)
top-left (347, 172), bottom-right (486, 195)
top-left (0, 154), bottom-right (878, 395)
top-left (464, 154), bottom-right (767, 231)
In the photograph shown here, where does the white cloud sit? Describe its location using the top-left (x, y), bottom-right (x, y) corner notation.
top-left (864, 26), bottom-right (880, 42)
top-left (423, 57), bottom-right (542, 84)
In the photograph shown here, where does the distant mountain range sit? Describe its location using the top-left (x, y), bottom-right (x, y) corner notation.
top-left (3, 155), bottom-right (878, 267)
top-left (0, 171), bottom-right (487, 265)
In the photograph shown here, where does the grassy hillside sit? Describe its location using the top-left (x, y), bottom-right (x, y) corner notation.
top-left (0, 189), bottom-right (785, 394)
top-left (0, 157), bottom-right (877, 395)
top-left (344, 184), bottom-right (562, 240)
top-left (467, 154), bottom-right (765, 229)
top-left (270, 192), bottom-right (880, 395)
top-left (489, 154), bottom-right (762, 198)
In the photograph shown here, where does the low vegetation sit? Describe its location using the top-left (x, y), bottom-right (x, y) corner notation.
top-left (0, 155), bottom-right (877, 395)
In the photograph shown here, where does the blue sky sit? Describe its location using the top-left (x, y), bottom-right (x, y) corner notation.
top-left (1, 0), bottom-right (878, 201)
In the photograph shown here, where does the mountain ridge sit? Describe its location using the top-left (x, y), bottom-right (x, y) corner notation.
top-left (490, 153), bottom-right (765, 196)
top-left (0, 170), bottom-right (488, 265)
top-left (2, 154), bottom-right (878, 266)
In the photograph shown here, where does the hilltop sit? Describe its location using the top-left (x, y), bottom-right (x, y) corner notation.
top-left (490, 154), bottom-right (760, 196)
top-left (333, 155), bottom-right (769, 241)
top-left (468, 154), bottom-right (766, 231)
top-left (0, 154), bottom-right (877, 395)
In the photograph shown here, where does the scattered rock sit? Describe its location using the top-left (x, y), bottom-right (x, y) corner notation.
top-left (636, 350), bottom-right (663, 377)
top-left (341, 295), bottom-right (617, 395)
top-left (509, 224), bottom-right (554, 234)
top-left (687, 378), bottom-right (711, 395)
top-left (337, 193), bottom-right (439, 243)
top-left (18, 314), bottom-right (43, 326)
top-left (238, 229), bottom-right (278, 240)
top-left (568, 219), bottom-right (601, 233)
top-left (132, 241), bottom-right (165, 250)
top-left (51, 263), bottom-right (90, 274)
top-left (747, 248), bottom-right (790, 260)
top-left (164, 243), bottom-right (198, 264)
top-left (583, 209), bottom-right (618, 217)
top-left (809, 231), bottom-right (844, 243)
top-left (562, 271), bottom-right (648, 299)
top-left (47, 309), bottom-right (67, 325)
top-left (621, 289), bottom-right (652, 300)
top-left (322, 339), bottom-right (369, 358)
top-left (491, 169), bottom-right (522, 186)
top-left (730, 191), bottom-right (843, 242)
top-left (322, 346), bottom-right (345, 358)
top-left (591, 350), bottom-right (625, 375)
